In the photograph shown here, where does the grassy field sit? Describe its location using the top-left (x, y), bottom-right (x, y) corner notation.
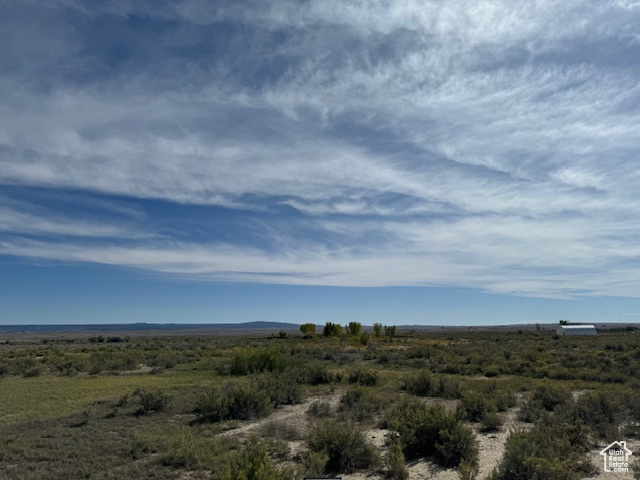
top-left (1, 326), bottom-right (640, 479)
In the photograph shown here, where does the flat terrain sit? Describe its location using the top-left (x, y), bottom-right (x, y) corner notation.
top-left (1, 326), bottom-right (639, 479)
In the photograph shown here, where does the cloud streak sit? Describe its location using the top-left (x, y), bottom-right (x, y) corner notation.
top-left (1, 1), bottom-right (640, 298)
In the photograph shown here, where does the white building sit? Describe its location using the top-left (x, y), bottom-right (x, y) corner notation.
top-left (556, 325), bottom-right (597, 336)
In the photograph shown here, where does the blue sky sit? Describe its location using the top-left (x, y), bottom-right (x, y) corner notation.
top-left (2, 1), bottom-right (640, 325)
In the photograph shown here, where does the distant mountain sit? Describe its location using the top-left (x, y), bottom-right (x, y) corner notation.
top-left (0, 321), bottom-right (300, 334)
top-left (1, 321), bottom-right (635, 335)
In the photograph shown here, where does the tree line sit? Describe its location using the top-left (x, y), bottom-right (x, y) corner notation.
top-left (300, 322), bottom-right (396, 339)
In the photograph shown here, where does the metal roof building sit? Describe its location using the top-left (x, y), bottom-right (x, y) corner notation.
top-left (556, 325), bottom-right (597, 336)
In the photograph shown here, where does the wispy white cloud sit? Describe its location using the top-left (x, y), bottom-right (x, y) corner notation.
top-left (1, 1), bottom-right (640, 298)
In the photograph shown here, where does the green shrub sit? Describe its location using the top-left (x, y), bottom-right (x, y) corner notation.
top-left (402, 370), bottom-right (464, 399)
top-left (255, 371), bottom-right (302, 406)
top-left (338, 386), bottom-right (386, 422)
top-left (519, 382), bottom-right (571, 422)
top-left (302, 451), bottom-right (329, 477)
top-left (402, 371), bottom-right (432, 396)
top-left (134, 388), bottom-right (171, 415)
top-left (197, 381), bottom-right (271, 422)
top-left (495, 390), bottom-right (517, 412)
top-left (484, 364), bottom-right (501, 377)
top-left (436, 422), bottom-right (479, 468)
top-left (348, 368), bottom-right (378, 386)
top-left (307, 419), bottom-right (379, 473)
top-left (230, 348), bottom-right (287, 375)
top-left (384, 399), bottom-right (478, 468)
top-left (308, 400), bottom-right (332, 418)
top-left (164, 428), bottom-right (232, 470)
top-left (386, 438), bottom-right (409, 480)
top-left (532, 381), bottom-right (571, 411)
top-left (224, 436), bottom-right (296, 480)
top-left (260, 419), bottom-right (301, 440)
top-left (491, 425), bottom-right (582, 480)
top-left (460, 458), bottom-right (480, 480)
top-left (23, 367), bottom-right (41, 378)
top-left (301, 363), bottom-right (335, 385)
top-left (460, 391), bottom-right (495, 422)
top-left (558, 390), bottom-right (620, 440)
top-left (480, 410), bottom-right (502, 432)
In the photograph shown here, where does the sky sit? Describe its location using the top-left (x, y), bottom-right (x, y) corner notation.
top-left (2, 1), bottom-right (640, 326)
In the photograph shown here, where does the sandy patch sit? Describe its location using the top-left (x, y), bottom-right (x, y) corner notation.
top-left (219, 390), bottom-right (342, 441)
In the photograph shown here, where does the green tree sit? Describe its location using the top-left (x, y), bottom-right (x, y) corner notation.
top-left (348, 322), bottom-right (362, 336)
top-left (373, 323), bottom-right (382, 338)
top-left (323, 322), bottom-right (343, 337)
top-left (384, 325), bottom-right (396, 338)
top-left (300, 323), bottom-right (316, 338)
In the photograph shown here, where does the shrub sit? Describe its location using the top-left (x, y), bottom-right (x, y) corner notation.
top-left (23, 367), bottom-right (41, 378)
top-left (197, 381), bottom-right (271, 422)
top-left (435, 375), bottom-right (464, 399)
top-left (480, 411), bottom-right (502, 432)
top-left (162, 427), bottom-right (294, 480)
top-left (307, 419), bottom-right (379, 473)
top-left (495, 390), bottom-right (517, 412)
top-left (135, 388), bottom-right (171, 415)
top-left (308, 400), bottom-right (332, 418)
top-left (491, 425), bottom-right (582, 480)
top-left (532, 381), bottom-right (571, 411)
top-left (558, 390), bottom-right (620, 440)
top-left (260, 419), bottom-right (301, 441)
top-left (255, 371), bottom-right (302, 406)
top-left (338, 386), bottom-right (386, 422)
top-left (360, 331), bottom-right (370, 345)
top-left (301, 363), bottom-right (334, 385)
top-left (460, 391), bottom-right (494, 422)
top-left (436, 422), bottom-right (479, 468)
top-left (164, 428), bottom-right (232, 470)
top-left (402, 371), bottom-right (432, 396)
top-left (229, 348), bottom-right (287, 375)
top-left (386, 438), bottom-right (409, 480)
top-left (405, 373), bottom-right (465, 399)
top-left (348, 368), bottom-right (378, 386)
top-left (384, 399), bottom-right (478, 468)
top-left (460, 458), bottom-right (480, 480)
top-left (519, 382), bottom-right (571, 422)
top-left (484, 364), bottom-right (501, 377)
top-left (225, 436), bottom-right (296, 480)
top-left (302, 451), bottom-right (329, 477)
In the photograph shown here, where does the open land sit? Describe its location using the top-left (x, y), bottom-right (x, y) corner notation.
top-left (1, 324), bottom-right (639, 479)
